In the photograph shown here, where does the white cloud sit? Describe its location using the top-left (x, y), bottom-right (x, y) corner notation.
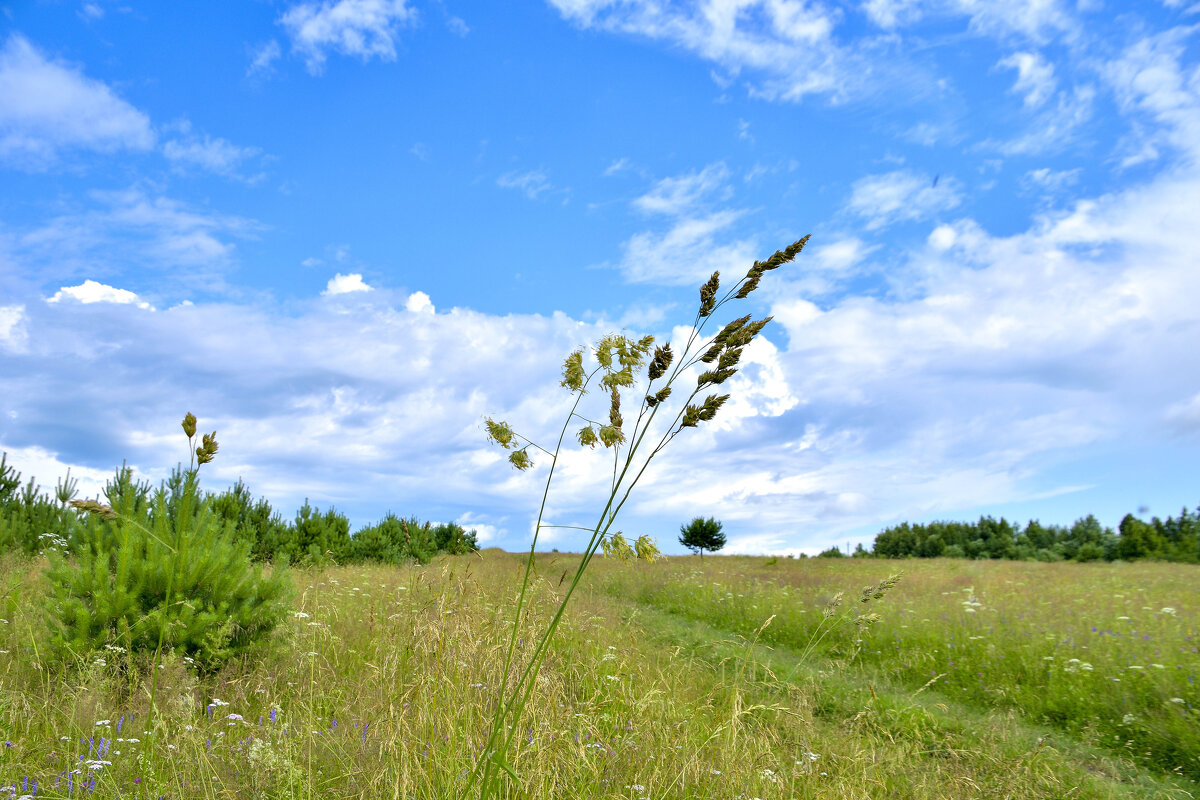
top-left (405, 290), bottom-right (434, 313)
top-left (0, 305), bottom-right (28, 352)
top-left (1022, 167), bottom-right (1081, 192)
top-left (617, 210), bottom-right (757, 285)
top-left (633, 163), bottom-right (730, 216)
top-left (994, 85), bottom-right (1095, 155)
top-left (46, 279), bottom-right (153, 309)
top-left (163, 134), bottom-right (261, 178)
top-left (497, 169), bottom-right (553, 200)
top-left (547, 0), bottom-right (859, 103)
top-left (863, 0), bottom-right (924, 28)
top-left (279, 0), bottom-right (416, 75)
top-left (1103, 27), bottom-right (1200, 163)
top-left (14, 188), bottom-right (258, 291)
top-left (446, 16), bottom-right (470, 37)
top-left (247, 40), bottom-right (283, 77)
top-left (0, 34), bottom-right (155, 168)
top-left (847, 170), bottom-right (962, 229)
top-left (323, 272), bottom-right (373, 295)
top-left (811, 237), bottom-right (879, 273)
top-left (958, 0), bottom-right (1076, 43)
top-left (0, 445), bottom-right (115, 506)
top-left (603, 157), bottom-right (633, 176)
top-left (998, 51), bottom-right (1057, 108)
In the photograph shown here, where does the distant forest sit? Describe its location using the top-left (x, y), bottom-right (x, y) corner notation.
top-left (846, 507), bottom-right (1200, 563)
top-left (0, 453), bottom-right (478, 566)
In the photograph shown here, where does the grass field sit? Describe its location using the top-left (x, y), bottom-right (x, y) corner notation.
top-left (0, 551), bottom-right (1196, 799)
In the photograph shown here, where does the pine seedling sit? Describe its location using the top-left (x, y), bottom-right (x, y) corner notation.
top-left (472, 237), bottom-right (810, 799)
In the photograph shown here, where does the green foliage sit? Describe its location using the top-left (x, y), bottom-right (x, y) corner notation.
top-left (432, 521), bottom-right (479, 556)
top-left (344, 514), bottom-right (439, 565)
top-left (0, 451), bottom-right (83, 556)
top-left (679, 516), bottom-right (726, 558)
top-left (43, 420), bottom-right (291, 672)
top-left (871, 508), bottom-right (1200, 564)
top-left (207, 479), bottom-right (293, 563)
top-left (288, 499), bottom-right (352, 565)
top-left (816, 546), bottom-right (845, 558)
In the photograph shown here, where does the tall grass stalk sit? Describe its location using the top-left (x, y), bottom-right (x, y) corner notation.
top-left (473, 237), bottom-right (810, 798)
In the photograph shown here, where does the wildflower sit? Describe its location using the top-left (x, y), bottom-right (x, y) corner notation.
top-left (294, 612), bottom-right (310, 619)
top-left (1170, 697), bottom-right (1186, 704)
top-left (1161, 607), bottom-right (1177, 615)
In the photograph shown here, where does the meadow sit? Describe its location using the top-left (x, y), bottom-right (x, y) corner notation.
top-left (0, 550), bottom-right (1196, 799)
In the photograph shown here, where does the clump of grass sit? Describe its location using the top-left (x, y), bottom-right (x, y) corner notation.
top-left (473, 237), bottom-right (810, 798)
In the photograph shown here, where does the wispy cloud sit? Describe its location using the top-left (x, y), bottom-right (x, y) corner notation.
top-left (247, 40), bottom-right (282, 78)
top-left (497, 169), bottom-right (553, 200)
top-left (547, 0), bottom-right (861, 103)
top-left (993, 85), bottom-right (1095, 156)
top-left (162, 133), bottom-right (262, 180)
top-left (1103, 27), bottom-right (1200, 164)
top-left (847, 170), bottom-right (962, 230)
top-left (0, 34), bottom-right (155, 169)
top-left (279, 0), bottom-right (416, 75)
top-left (998, 51), bottom-right (1057, 109)
top-left (633, 163), bottom-right (730, 216)
top-left (617, 210), bottom-right (756, 285)
top-left (14, 187), bottom-right (259, 291)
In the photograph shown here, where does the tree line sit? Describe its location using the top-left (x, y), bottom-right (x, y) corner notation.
top-left (0, 452), bottom-right (478, 566)
top-left (862, 508), bottom-right (1200, 563)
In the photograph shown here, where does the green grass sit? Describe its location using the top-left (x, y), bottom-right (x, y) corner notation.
top-left (0, 550), bottom-right (1196, 798)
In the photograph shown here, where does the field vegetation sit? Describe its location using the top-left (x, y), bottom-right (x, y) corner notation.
top-left (0, 549), bottom-right (1196, 799)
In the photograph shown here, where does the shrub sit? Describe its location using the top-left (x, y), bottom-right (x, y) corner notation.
top-left (432, 521), bottom-right (479, 555)
top-left (44, 415), bottom-right (292, 673)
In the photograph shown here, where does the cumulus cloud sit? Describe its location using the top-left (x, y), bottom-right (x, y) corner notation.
top-left (46, 279), bottom-right (153, 309)
top-left (847, 170), bottom-right (962, 230)
top-left (405, 290), bottom-right (433, 313)
top-left (323, 272), bottom-right (373, 295)
top-left (0, 34), bottom-right (155, 168)
top-left (279, 0), bottom-right (416, 75)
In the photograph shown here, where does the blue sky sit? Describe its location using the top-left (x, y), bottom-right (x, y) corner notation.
top-left (1, 0), bottom-right (1199, 555)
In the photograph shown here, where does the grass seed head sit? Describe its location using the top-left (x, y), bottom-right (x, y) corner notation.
top-left (561, 349), bottom-right (586, 393)
top-left (647, 343), bottom-right (673, 381)
top-left (699, 271), bottom-right (719, 317)
top-left (196, 431), bottom-right (219, 465)
top-left (181, 412), bottom-right (197, 439)
top-left (69, 499), bottom-right (118, 520)
top-left (485, 418), bottom-right (516, 449)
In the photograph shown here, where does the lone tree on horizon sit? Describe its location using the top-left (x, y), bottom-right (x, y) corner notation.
top-left (679, 516), bottom-right (726, 559)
